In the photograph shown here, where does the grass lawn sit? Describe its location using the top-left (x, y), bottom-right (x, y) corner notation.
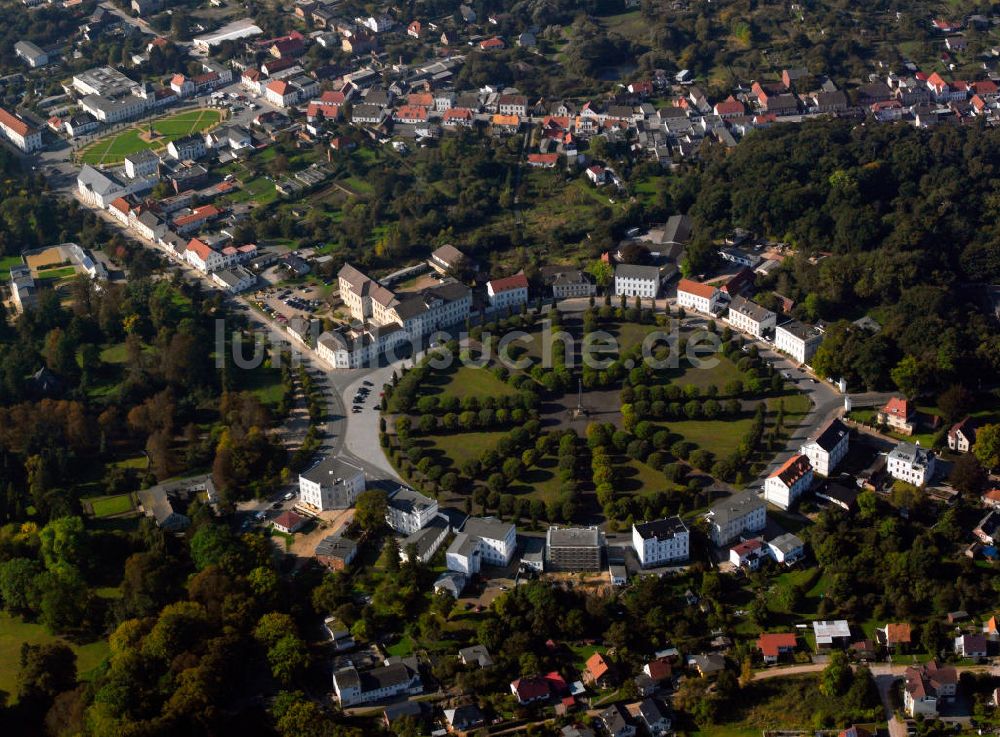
top-left (506, 454), bottom-right (565, 503)
top-left (80, 109), bottom-right (224, 165)
top-left (422, 366), bottom-right (518, 402)
top-left (666, 416), bottom-right (755, 459)
top-left (89, 493), bottom-right (135, 518)
top-left (0, 255), bottom-right (22, 281)
top-left (35, 266), bottom-right (78, 281)
top-left (385, 635), bottom-right (415, 657)
top-left (225, 175), bottom-right (277, 205)
top-left (234, 363), bottom-right (285, 406)
top-left (424, 431), bottom-right (508, 469)
top-left (0, 613), bottom-right (110, 700)
top-left (99, 343), bottom-right (128, 364)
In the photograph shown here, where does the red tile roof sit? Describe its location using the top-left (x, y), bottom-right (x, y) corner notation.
top-left (714, 95), bottom-right (745, 115)
top-left (527, 153), bottom-right (559, 165)
top-left (974, 80), bottom-right (998, 95)
top-left (881, 396), bottom-right (911, 419)
top-left (443, 108), bottom-right (473, 121)
top-left (394, 105), bottom-right (428, 121)
top-left (0, 107), bottom-right (33, 137)
top-left (186, 238), bottom-right (213, 260)
top-left (769, 453), bottom-right (811, 487)
top-left (273, 510), bottom-right (304, 529)
top-left (266, 80), bottom-right (289, 95)
top-left (109, 197), bottom-right (131, 215)
top-left (489, 272), bottom-right (529, 293)
top-left (883, 623), bottom-right (912, 645)
top-left (756, 632), bottom-right (798, 657)
top-left (731, 538), bottom-right (764, 556)
top-left (511, 676), bottom-right (549, 702)
top-left (586, 652), bottom-right (611, 680)
top-left (678, 278), bottom-right (717, 300)
top-left (645, 658), bottom-right (672, 680)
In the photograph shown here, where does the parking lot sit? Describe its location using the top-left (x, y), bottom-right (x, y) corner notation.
top-left (252, 284), bottom-right (327, 324)
top-left (349, 379), bottom-right (380, 416)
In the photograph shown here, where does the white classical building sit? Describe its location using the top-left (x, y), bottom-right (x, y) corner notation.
top-left (799, 418), bottom-right (850, 477)
top-left (614, 263), bottom-right (661, 298)
top-left (763, 454), bottom-right (813, 510)
top-left (316, 324), bottom-right (408, 369)
top-left (726, 295), bottom-right (776, 338)
top-left (774, 319), bottom-right (824, 364)
top-left (298, 456), bottom-right (365, 511)
top-left (676, 278), bottom-right (720, 314)
top-left (338, 263), bottom-right (472, 343)
top-left (632, 516), bottom-right (689, 567)
top-left (446, 517), bottom-right (517, 575)
top-left (706, 490), bottom-right (766, 546)
top-left (0, 107), bottom-right (43, 152)
top-left (887, 441), bottom-right (936, 486)
top-left (333, 660), bottom-right (422, 706)
top-left (386, 487), bottom-right (439, 535)
top-left (486, 272), bottom-right (529, 311)
top-left (184, 238), bottom-right (227, 273)
top-left (124, 150), bottom-right (160, 179)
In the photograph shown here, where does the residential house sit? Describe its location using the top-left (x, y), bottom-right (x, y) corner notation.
top-left (799, 418), bottom-right (850, 477)
top-left (9, 265), bottom-right (36, 314)
top-left (903, 661), bottom-right (957, 717)
top-left (877, 396), bottom-right (915, 434)
top-left (546, 526), bottom-right (603, 571)
top-left (767, 532), bottom-right (805, 565)
top-left (543, 268), bottom-right (596, 299)
top-left (887, 441), bottom-right (936, 486)
top-left (632, 516), bottom-right (689, 567)
top-left (211, 265), bottom-right (257, 294)
top-left (272, 510), bottom-right (306, 534)
top-left (124, 150), bottom-right (159, 179)
top-left (487, 272), bottom-right (529, 311)
top-left (878, 623), bottom-right (912, 652)
top-left (167, 135), bottom-right (206, 161)
top-left (948, 416), bottom-right (976, 452)
top-left (615, 264), bottom-right (662, 299)
top-left (136, 487), bottom-right (190, 531)
top-left (598, 704), bottom-right (635, 737)
top-left (398, 513), bottom-right (450, 564)
top-left (510, 676), bottom-right (549, 704)
top-left (386, 487), bottom-right (438, 535)
top-left (764, 454), bottom-right (813, 510)
top-left (982, 489), bottom-right (1000, 509)
top-left (756, 632), bottom-right (798, 664)
top-left (730, 538), bottom-right (768, 570)
top-left (813, 620), bottom-right (852, 650)
top-left (498, 94), bottom-right (527, 117)
top-left (706, 490), bottom-right (766, 546)
top-left (714, 95), bottom-right (745, 118)
top-left (726, 296), bottom-right (776, 338)
top-left (433, 571), bottom-right (467, 598)
top-left (298, 455), bottom-right (365, 510)
top-left (636, 699), bottom-right (671, 736)
top-left (129, 209), bottom-right (164, 242)
top-left (585, 652), bottom-right (615, 688)
top-left (323, 616), bottom-right (355, 651)
top-left (184, 238), bottom-right (226, 273)
top-left (676, 278), bottom-right (721, 314)
top-left (314, 535), bottom-right (358, 571)
top-left (974, 510), bottom-right (999, 545)
top-left (108, 197), bottom-right (132, 226)
top-left (774, 319), bottom-right (824, 364)
top-left (689, 654), bottom-right (726, 677)
top-left (427, 244), bottom-right (470, 276)
top-left (446, 521), bottom-right (513, 576)
top-left (458, 645), bottom-right (494, 668)
top-left (333, 660), bottom-right (422, 706)
top-left (444, 704), bottom-right (485, 732)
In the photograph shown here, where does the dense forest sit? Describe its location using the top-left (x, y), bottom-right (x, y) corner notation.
top-left (678, 120), bottom-right (1000, 394)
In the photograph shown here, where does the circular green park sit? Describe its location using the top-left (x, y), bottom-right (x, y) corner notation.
top-left (379, 300), bottom-right (811, 528)
top-left (77, 108), bottom-right (226, 166)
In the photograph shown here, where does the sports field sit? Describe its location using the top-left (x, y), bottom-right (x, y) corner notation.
top-left (79, 108), bottom-right (225, 165)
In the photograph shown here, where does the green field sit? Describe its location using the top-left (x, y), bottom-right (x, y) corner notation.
top-left (426, 366), bottom-right (518, 402)
top-left (0, 613), bottom-right (110, 700)
top-left (0, 255), bottom-right (23, 281)
top-left (89, 493), bottom-right (135, 518)
top-left (80, 109), bottom-right (224, 165)
top-left (423, 430), bottom-right (508, 468)
top-left (35, 266), bottom-right (78, 281)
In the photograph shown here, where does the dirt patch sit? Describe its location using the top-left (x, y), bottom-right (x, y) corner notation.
top-left (288, 508), bottom-right (355, 558)
top-left (25, 249), bottom-right (67, 270)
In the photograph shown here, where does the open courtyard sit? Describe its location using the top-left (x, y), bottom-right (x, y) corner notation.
top-left (78, 108), bottom-right (225, 166)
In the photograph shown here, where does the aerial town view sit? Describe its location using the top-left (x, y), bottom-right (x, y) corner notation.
top-left (2, 0), bottom-right (1000, 735)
